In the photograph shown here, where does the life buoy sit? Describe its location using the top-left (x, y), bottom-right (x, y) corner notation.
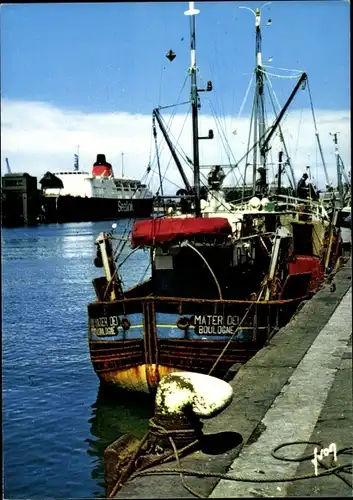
top-left (121, 317), bottom-right (131, 331)
top-left (176, 316), bottom-right (190, 330)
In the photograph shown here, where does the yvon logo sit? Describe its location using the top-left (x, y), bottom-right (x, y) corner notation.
top-left (311, 443), bottom-right (337, 476)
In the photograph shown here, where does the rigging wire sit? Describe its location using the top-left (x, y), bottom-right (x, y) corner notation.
top-left (207, 101), bottom-right (233, 165)
top-left (265, 72), bottom-right (293, 132)
top-left (157, 110), bottom-right (220, 193)
top-left (158, 101), bottom-right (191, 111)
top-left (259, 68), bottom-right (303, 79)
top-left (159, 107), bottom-right (192, 167)
top-left (242, 92), bottom-right (256, 201)
top-left (159, 100), bottom-right (240, 192)
top-left (243, 72), bottom-right (258, 188)
top-left (262, 64), bottom-right (303, 73)
top-left (230, 65), bottom-right (240, 133)
top-left (150, 73), bottom-right (190, 175)
top-left (262, 94), bottom-right (276, 186)
top-left (207, 99), bottom-right (245, 186)
top-left (158, 64), bottom-right (164, 107)
top-left (160, 112), bottom-right (194, 170)
top-left (263, 72), bottom-right (296, 188)
top-left (306, 77), bottom-right (330, 187)
top-left (237, 73), bottom-right (255, 120)
top-left (156, 106), bottom-right (192, 192)
top-left (316, 137), bottom-right (319, 189)
top-left (153, 119), bottom-right (164, 197)
top-left (208, 102), bottom-right (243, 187)
top-left (293, 106), bottom-right (303, 166)
top-left (209, 44), bottom-right (228, 136)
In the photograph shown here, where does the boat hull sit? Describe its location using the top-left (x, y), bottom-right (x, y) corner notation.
top-left (40, 195), bottom-right (153, 223)
top-left (88, 296), bottom-right (302, 393)
top-left (89, 358), bottom-right (180, 393)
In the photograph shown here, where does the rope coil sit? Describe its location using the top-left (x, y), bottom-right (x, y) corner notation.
top-left (128, 441), bottom-right (352, 498)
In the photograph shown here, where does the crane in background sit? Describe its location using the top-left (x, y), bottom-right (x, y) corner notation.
top-left (5, 157), bottom-right (11, 174)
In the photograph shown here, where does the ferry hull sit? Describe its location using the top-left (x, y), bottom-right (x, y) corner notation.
top-left (40, 195), bottom-right (153, 223)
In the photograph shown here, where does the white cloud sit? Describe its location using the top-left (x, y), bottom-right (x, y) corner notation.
top-left (1, 98), bottom-right (350, 194)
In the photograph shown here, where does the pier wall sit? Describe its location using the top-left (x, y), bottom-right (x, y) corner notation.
top-left (115, 258), bottom-right (352, 498)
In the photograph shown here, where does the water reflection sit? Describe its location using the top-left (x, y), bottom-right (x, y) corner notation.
top-left (87, 384), bottom-right (154, 497)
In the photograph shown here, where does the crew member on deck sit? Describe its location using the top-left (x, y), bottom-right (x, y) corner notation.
top-left (255, 167), bottom-right (267, 196)
top-left (297, 173), bottom-right (309, 199)
top-left (208, 165), bottom-right (225, 190)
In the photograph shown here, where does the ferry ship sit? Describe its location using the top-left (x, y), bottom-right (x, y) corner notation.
top-left (39, 154), bottom-right (153, 223)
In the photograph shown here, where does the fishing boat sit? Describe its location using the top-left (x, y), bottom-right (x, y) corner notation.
top-left (87, 2), bottom-right (343, 393)
top-left (39, 153), bottom-right (153, 223)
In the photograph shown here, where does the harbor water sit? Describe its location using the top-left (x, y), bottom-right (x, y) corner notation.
top-left (2, 221), bottom-right (154, 498)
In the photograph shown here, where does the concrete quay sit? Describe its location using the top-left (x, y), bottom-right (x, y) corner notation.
top-left (115, 258), bottom-right (352, 498)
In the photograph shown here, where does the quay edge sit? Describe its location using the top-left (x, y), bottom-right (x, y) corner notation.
top-left (114, 257), bottom-right (352, 499)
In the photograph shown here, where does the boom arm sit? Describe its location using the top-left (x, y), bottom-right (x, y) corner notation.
top-left (153, 108), bottom-right (192, 193)
top-left (260, 72), bottom-right (307, 157)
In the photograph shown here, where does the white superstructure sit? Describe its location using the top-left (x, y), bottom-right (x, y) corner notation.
top-left (43, 171), bottom-right (152, 200)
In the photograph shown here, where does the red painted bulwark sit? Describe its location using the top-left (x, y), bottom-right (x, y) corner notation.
top-left (289, 255), bottom-right (321, 275)
top-left (131, 217), bottom-right (232, 248)
top-left (289, 255), bottom-right (323, 293)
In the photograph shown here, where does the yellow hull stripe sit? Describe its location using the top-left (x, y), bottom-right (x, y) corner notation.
top-left (100, 364), bottom-right (182, 393)
top-left (128, 324), bottom-right (258, 330)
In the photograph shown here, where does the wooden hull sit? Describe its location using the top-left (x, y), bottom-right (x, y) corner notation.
top-left (88, 296), bottom-right (302, 393)
top-left (88, 240), bottom-right (341, 393)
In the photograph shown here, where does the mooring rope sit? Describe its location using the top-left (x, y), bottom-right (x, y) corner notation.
top-left (128, 442), bottom-right (352, 498)
top-left (208, 300), bottom-right (255, 375)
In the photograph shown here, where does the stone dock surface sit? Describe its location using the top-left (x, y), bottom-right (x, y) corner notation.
top-left (115, 258), bottom-right (352, 498)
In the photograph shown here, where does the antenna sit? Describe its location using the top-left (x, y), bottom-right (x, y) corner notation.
top-left (121, 152), bottom-right (124, 178)
top-left (74, 145), bottom-right (80, 171)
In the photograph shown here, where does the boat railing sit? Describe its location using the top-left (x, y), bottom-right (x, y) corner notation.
top-left (230, 194), bottom-right (329, 221)
top-left (273, 194), bottom-right (329, 220)
top-left (91, 292), bottom-right (308, 309)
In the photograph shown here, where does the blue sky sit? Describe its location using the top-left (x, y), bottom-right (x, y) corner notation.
top-left (1, 1), bottom-right (350, 190)
top-left (2, 1), bottom-right (350, 113)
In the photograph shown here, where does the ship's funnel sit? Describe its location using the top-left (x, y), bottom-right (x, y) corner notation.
top-left (92, 154), bottom-right (113, 177)
top-left (95, 154), bottom-right (107, 164)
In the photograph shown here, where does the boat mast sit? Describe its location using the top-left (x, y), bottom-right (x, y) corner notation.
top-left (330, 132), bottom-right (345, 207)
top-left (185, 1), bottom-right (201, 216)
top-left (277, 150), bottom-right (283, 194)
top-left (254, 8), bottom-right (267, 195)
top-left (240, 4), bottom-right (270, 196)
